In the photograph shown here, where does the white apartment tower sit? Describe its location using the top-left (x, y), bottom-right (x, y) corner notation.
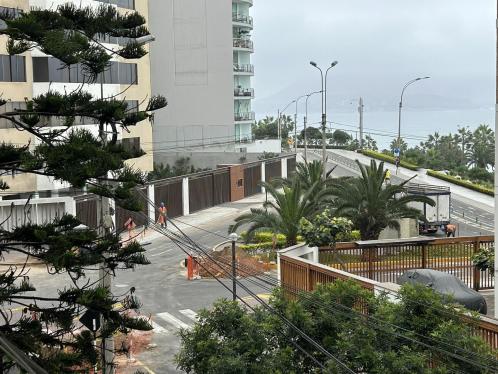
top-left (232, 0), bottom-right (254, 141)
top-left (148, 0), bottom-right (256, 164)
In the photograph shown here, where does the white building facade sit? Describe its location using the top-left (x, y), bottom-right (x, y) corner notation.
top-left (148, 0), bottom-right (257, 163)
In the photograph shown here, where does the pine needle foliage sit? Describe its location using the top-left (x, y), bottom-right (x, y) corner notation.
top-left (0, 3), bottom-right (166, 372)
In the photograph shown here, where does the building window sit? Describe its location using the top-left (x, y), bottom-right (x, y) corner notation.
top-left (0, 6), bottom-right (22, 30)
top-left (124, 100), bottom-right (139, 113)
top-left (95, 0), bottom-right (135, 10)
top-left (121, 137), bottom-right (140, 155)
top-left (0, 55), bottom-right (26, 82)
top-left (33, 57), bottom-right (138, 85)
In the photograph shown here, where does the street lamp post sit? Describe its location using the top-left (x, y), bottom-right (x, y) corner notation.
top-left (397, 77), bottom-right (430, 150)
top-left (229, 233), bottom-right (239, 301)
top-left (303, 90), bottom-right (322, 162)
top-left (310, 61), bottom-right (338, 178)
top-left (278, 100), bottom-right (296, 150)
top-left (294, 95), bottom-right (307, 154)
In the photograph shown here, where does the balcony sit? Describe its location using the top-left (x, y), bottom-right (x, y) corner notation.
top-left (234, 111), bottom-right (255, 122)
top-left (232, 14), bottom-right (253, 28)
top-left (233, 0), bottom-right (253, 5)
top-left (234, 87), bottom-right (254, 98)
top-left (233, 38), bottom-right (254, 51)
top-left (233, 64), bottom-right (254, 75)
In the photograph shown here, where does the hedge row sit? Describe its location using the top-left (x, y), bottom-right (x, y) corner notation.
top-left (359, 149), bottom-right (420, 171)
top-left (426, 170), bottom-right (494, 196)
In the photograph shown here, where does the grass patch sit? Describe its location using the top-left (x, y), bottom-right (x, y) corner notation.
top-left (359, 149), bottom-right (420, 171)
top-left (427, 170), bottom-right (494, 196)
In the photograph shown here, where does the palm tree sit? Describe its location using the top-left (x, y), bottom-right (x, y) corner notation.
top-left (467, 124), bottom-right (494, 170)
top-left (229, 178), bottom-right (317, 246)
top-left (333, 160), bottom-right (434, 240)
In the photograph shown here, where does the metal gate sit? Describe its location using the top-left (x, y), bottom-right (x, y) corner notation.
top-left (244, 164), bottom-right (262, 197)
top-left (154, 180), bottom-right (183, 220)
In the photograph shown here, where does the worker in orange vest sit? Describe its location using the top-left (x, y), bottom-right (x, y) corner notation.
top-left (157, 202), bottom-right (167, 228)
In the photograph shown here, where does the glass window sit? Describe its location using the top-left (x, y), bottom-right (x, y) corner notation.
top-left (33, 57), bottom-right (49, 82)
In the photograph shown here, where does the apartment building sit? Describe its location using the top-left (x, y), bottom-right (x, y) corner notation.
top-left (0, 0), bottom-right (153, 195)
top-left (148, 0), bottom-right (256, 163)
top-left (232, 0), bottom-right (254, 141)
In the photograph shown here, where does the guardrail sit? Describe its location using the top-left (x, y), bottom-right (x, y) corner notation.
top-left (232, 14), bottom-right (253, 26)
top-left (234, 87), bottom-right (254, 97)
top-left (233, 64), bottom-right (254, 73)
top-left (233, 38), bottom-right (254, 50)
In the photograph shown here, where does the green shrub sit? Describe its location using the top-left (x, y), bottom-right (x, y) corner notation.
top-left (299, 210), bottom-right (354, 247)
top-left (359, 149), bottom-right (419, 171)
top-left (336, 229), bottom-right (361, 242)
top-left (427, 170), bottom-right (494, 196)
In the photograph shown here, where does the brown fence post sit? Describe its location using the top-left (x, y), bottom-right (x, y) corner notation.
top-left (421, 244), bottom-right (427, 269)
top-left (306, 263), bottom-right (312, 292)
top-left (473, 238), bottom-right (481, 291)
top-left (368, 247), bottom-right (374, 280)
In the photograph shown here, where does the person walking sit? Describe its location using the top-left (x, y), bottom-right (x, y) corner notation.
top-left (445, 224), bottom-right (456, 237)
top-left (385, 169), bottom-right (392, 185)
top-left (157, 202), bottom-right (168, 228)
top-left (124, 217), bottom-right (136, 239)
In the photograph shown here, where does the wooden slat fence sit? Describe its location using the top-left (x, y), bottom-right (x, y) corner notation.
top-left (154, 180), bottom-right (183, 219)
top-left (287, 155), bottom-right (296, 177)
top-left (319, 236), bottom-right (494, 290)
top-left (280, 251), bottom-right (498, 352)
top-left (265, 160), bottom-right (281, 183)
top-left (115, 187), bottom-right (148, 230)
top-left (75, 197), bottom-right (98, 229)
top-left (244, 164), bottom-right (262, 197)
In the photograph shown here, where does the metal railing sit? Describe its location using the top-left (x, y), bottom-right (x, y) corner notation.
top-left (318, 236), bottom-right (494, 290)
top-left (233, 64), bottom-right (254, 73)
top-left (234, 87), bottom-right (255, 97)
top-left (233, 38), bottom-right (254, 50)
top-left (234, 111), bottom-right (255, 121)
top-left (232, 14), bottom-right (253, 26)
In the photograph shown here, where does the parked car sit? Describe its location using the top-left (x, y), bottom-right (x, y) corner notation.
top-left (397, 269), bottom-right (487, 314)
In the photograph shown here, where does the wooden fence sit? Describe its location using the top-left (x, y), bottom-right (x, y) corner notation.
top-left (279, 249), bottom-right (498, 351)
top-left (75, 155), bottom-right (297, 230)
top-left (319, 236), bottom-right (494, 290)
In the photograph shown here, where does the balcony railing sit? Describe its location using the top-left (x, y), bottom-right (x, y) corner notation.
top-left (234, 111), bottom-right (255, 122)
top-left (233, 64), bottom-right (254, 73)
top-left (234, 88), bottom-right (254, 97)
top-left (232, 14), bottom-right (253, 26)
top-left (233, 38), bottom-right (254, 50)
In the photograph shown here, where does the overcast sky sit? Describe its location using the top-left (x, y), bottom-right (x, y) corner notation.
top-left (251, 0), bottom-right (495, 120)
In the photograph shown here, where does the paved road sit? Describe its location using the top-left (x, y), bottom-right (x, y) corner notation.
top-left (27, 204), bottom-right (272, 373)
top-left (308, 150), bottom-right (494, 237)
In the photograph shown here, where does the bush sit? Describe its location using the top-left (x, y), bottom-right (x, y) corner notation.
top-left (299, 210), bottom-right (354, 247)
top-left (427, 170), bottom-right (494, 196)
top-left (359, 149), bottom-right (420, 171)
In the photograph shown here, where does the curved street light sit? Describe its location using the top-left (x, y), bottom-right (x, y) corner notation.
top-left (397, 76), bottom-right (430, 150)
top-left (310, 61), bottom-right (339, 178)
top-left (278, 99), bottom-right (296, 145)
top-left (303, 90), bottom-right (322, 162)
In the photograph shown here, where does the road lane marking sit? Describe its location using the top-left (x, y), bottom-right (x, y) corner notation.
top-left (149, 249), bottom-right (174, 257)
top-left (157, 312), bottom-right (190, 330)
top-left (179, 309), bottom-right (198, 322)
top-left (150, 320), bottom-right (168, 334)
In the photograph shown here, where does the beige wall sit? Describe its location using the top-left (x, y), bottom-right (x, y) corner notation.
top-left (0, 0), bottom-right (154, 195)
top-left (120, 0), bottom-right (153, 172)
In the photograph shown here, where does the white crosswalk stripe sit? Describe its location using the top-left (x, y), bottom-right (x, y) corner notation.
top-left (157, 312), bottom-right (191, 330)
top-left (179, 309), bottom-right (198, 322)
top-left (150, 320), bottom-right (168, 334)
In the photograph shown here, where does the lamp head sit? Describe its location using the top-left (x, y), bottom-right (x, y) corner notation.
top-left (229, 233), bottom-right (239, 242)
top-left (310, 61), bottom-right (318, 67)
top-left (331, 61), bottom-right (338, 67)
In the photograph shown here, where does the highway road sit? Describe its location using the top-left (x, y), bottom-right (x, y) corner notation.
top-left (307, 150), bottom-right (494, 237)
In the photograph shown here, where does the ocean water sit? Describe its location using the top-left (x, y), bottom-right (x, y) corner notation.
top-left (300, 108), bottom-right (495, 149)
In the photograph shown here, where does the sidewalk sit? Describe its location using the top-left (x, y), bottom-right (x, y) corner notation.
top-left (133, 193), bottom-right (269, 244)
top-left (328, 149), bottom-right (495, 213)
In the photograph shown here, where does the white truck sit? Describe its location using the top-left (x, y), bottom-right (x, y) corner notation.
top-left (405, 183), bottom-right (451, 234)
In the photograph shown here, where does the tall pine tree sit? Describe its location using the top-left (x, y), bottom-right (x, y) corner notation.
top-left (0, 3), bottom-right (167, 371)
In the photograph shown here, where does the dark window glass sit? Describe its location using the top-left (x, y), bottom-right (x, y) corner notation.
top-left (33, 57), bottom-right (49, 82)
top-left (0, 101), bottom-right (25, 129)
top-left (121, 137), bottom-right (140, 154)
top-left (32, 57), bottom-right (136, 85)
